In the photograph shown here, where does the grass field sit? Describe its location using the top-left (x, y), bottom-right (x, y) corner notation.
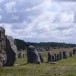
top-left (0, 48), bottom-right (76, 76)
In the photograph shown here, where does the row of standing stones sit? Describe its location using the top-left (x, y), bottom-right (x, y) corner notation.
top-left (0, 27), bottom-right (18, 66)
top-left (26, 45), bottom-right (76, 64)
top-left (47, 47), bottom-right (76, 63)
top-left (0, 26), bottom-right (76, 66)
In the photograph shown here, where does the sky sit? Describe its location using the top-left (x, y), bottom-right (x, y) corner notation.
top-left (0, 0), bottom-right (76, 43)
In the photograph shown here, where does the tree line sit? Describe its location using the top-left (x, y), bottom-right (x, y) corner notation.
top-left (15, 39), bottom-right (76, 51)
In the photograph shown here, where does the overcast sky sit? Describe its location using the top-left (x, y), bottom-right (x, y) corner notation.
top-left (0, 0), bottom-right (76, 43)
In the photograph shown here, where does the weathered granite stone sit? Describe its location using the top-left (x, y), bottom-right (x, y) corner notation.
top-left (69, 52), bottom-right (73, 57)
top-left (54, 54), bottom-right (57, 61)
top-left (63, 51), bottom-right (67, 59)
top-left (46, 47), bottom-right (51, 51)
top-left (37, 48), bottom-right (42, 52)
top-left (37, 48), bottom-right (44, 63)
top-left (47, 52), bottom-right (52, 62)
top-left (18, 52), bottom-right (22, 58)
top-left (48, 52), bottom-right (56, 63)
top-left (27, 45), bottom-right (41, 64)
top-left (38, 52), bottom-right (44, 63)
top-left (51, 55), bottom-right (55, 62)
top-left (59, 52), bottom-right (63, 60)
top-left (23, 54), bottom-right (26, 58)
top-left (0, 27), bottom-right (18, 66)
top-left (2, 50), bottom-right (7, 66)
top-left (56, 54), bottom-right (60, 61)
top-left (5, 36), bottom-right (18, 66)
top-left (18, 52), bottom-right (26, 58)
top-left (73, 47), bottom-right (76, 55)
top-left (0, 27), bottom-right (7, 66)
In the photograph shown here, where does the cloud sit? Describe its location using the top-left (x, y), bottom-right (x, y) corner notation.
top-left (54, 0), bottom-right (76, 1)
top-left (60, 12), bottom-right (74, 23)
top-left (0, 0), bottom-right (5, 3)
top-left (0, 15), bottom-right (2, 20)
top-left (0, 0), bottom-right (76, 43)
top-left (5, 1), bottom-right (17, 13)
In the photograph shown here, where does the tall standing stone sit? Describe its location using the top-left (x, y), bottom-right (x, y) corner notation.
top-left (27, 45), bottom-right (41, 64)
top-left (0, 27), bottom-right (7, 66)
top-left (0, 27), bottom-right (18, 66)
top-left (5, 36), bottom-right (18, 66)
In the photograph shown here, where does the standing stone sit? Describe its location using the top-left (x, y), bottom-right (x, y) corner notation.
top-left (47, 52), bottom-right (52, 62)
top-left (5, 36), bottom-right (18, 66)
top-left (69, 52), bottom-right (72, 57)
top-left (59, 52), bottom-right (63, 60)
top-left (73, 48), bottom-right (76, 55)
top-left (37, 48), bottom-right (44, 63)
top-left (54, 54), bottom-right (57, 61)
top-left (48, 52), bottom-right (56, 64)
top-left (0, 27), bottom-right (7, 66)
top-left (0, 27), bottom-right (18, 66)
top-left (56, 54), bottom-right (60, 61)
top-left (18, 52), bottom-right (23, 58)
top-left (46, 47), bottom-right (51, 51)
top-left (27, 45), bottom-right (41, 64)
top-left (63, 51), bottom-right (67, 59)
top-left (18, 52), bottom-right (26, 58)
top-left (23, 54), bottom-right (26, 58)
top-left (51, 55), bottom-right (55, 62)
top-left (38, 52), bottom-right (44, 63)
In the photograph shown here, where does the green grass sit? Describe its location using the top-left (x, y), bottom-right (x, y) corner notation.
top-left (0, 48), bottom-right (76, 76)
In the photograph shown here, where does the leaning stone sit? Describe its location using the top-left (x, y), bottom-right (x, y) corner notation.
top-left (38, 52), bottom-right (44, 63)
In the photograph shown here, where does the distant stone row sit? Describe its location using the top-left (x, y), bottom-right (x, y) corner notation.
top-left (26, 45), bottom-right (76, 64)
top-left (47, 49), bottom-right (76, 63)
